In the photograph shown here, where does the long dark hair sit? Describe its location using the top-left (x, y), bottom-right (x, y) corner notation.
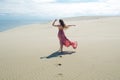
top-left (59, 19), bottom-right (65, 27)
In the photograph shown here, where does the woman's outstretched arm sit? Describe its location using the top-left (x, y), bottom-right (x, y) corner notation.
top-left (65, 25), bottom-right (76, 28)
top-left (67, 25), bottom-right (76, 27)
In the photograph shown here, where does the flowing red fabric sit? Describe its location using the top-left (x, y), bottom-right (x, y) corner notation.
top-left (58, 29), bottom-right (77, 49)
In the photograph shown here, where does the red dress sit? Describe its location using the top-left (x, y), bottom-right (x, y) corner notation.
top-left (58, 29), bottom-right (77, 49)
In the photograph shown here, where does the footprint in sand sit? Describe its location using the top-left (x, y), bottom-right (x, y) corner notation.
top-left (55, 73), bottom-right (63, 78)
top-left (58, 73), bottom-right (63, 76)
top-left (59, 55), bottom-right (62, 58)
top-left (58, 63), bottom-right (62, 66)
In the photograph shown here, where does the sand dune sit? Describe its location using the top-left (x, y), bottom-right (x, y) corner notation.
top-left (0, 16), bottom-right (120, 80)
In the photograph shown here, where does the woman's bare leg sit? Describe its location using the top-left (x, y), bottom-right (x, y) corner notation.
top-left (59, 41), bottom-right (63, 52)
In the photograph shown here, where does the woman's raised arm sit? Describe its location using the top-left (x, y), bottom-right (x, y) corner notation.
top-left (52, 19), bottom-right (59, 27)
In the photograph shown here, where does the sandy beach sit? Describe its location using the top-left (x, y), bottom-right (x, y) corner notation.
top-left (0, 16), bottom-right (120, 80)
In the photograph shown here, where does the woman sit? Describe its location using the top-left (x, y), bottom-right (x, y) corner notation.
top-left (52, 19), bottom-right (77, 52)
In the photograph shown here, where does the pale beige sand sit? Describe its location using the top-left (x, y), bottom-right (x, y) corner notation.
top-left (0, 16), bottom-right (120, 80)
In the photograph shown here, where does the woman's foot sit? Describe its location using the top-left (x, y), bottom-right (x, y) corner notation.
top-left (58, 50), bottom-right (63, 52)
top-left (58, 49), bottom-right (63, 53)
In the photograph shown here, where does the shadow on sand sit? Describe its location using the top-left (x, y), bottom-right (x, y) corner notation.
top-left (40, 51), bottom-right (76, 59)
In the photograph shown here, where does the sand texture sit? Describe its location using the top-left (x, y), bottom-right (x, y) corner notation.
top-left (0, 16), bottom-right (120, 80)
